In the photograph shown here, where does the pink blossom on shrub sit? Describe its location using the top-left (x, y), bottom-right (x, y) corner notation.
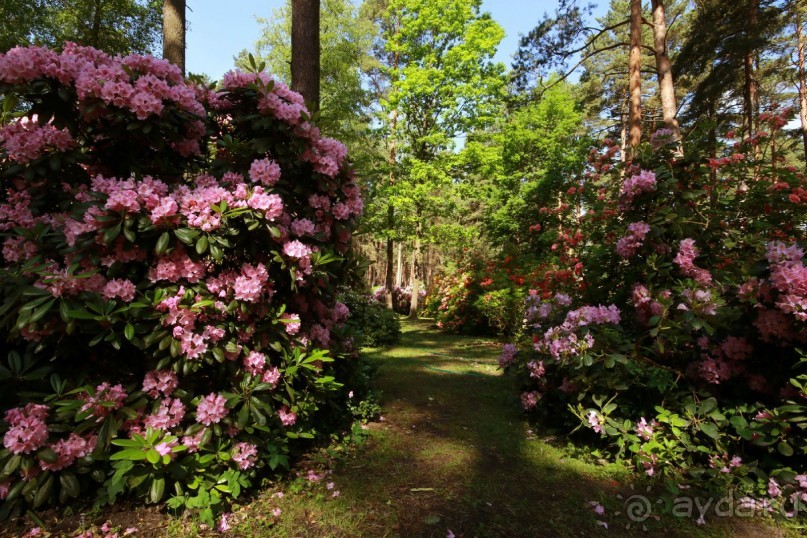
top-left (2, 236), bottom-right (38, 263)
top-left (673, 239), bottom-right (712, 285)
top-left (520, 391), bottom-right (541, 410)
top-left (3, 404), bottom-right (49, 454)
top-left (233, 262), bottom-right (270, 303)
top-left (0, 117), bottom-right (75, 163)
top-left (142, 369), bottom-right (179, 398)
top-left (181, 429), bottom-right (206, 453)
top-left (39, 433), bottom-right (96, 471)
top-left (248, 158), bottom-right (282, 186)
top-left (80, 383), bottom-right (127, 420)
top-left (587, 411), bottom-right (604, 434)
top-left (498, 343), bottom-right (518, 368)
top-left (261, 367), bottom-right (281, 387)
top-left (619, 170), bottom-right (656, 206)
top-left (616, 222), bottom-right (651, 259)
top-left (280, 312), bottom-right (301, 335)
top-left (102, 278), bottom-right (136, 302)
top-left (635, 417), bottom-right (656, 440)
top-left (143, 398), bottom-right (185, 431)
top-left (244, 351), bottom-right (267, 375)
top-left (278, 406), bottom-right (296, 426)
top-left (232, 441), bottom-right (258, 469)
top-left (196, 393), bottom-right (228, 426)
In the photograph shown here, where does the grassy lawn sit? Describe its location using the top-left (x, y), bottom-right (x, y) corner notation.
top-left (12, 319), bottom-right (794, 537)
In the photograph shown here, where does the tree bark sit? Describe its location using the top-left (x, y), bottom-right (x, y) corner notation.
top-left (408, 225), bottom-right (421, 319)
top-left (628, 0), bottom-right (643, 150)
top-left (797, 10), bottom-right (807, 170)
top-left (163, 0), bottom-right (186, 75)
top-left (395, 242), bottom-right (403, 287)
top-left (650, 0), bottom-right (680, 141)
top-left (384, 45), bottom-right (400, 311)
top-left (291, 0), bottom-right (321, 111)
top-left (384, 233), bottom-right (394, 310)
top-left (90, 0), bottom-right (103, 48)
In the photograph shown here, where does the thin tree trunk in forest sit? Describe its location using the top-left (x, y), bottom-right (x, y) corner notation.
top-left (90, 0), bottom-right (102, 48)
top-left (408, 224), bottom-right (421, 319)
top-left (797, 11), bottom-right (807, 170)
top-left (395, 243), bottom-right (403, 287)
top-left (291, 0), bottom-right (320, 110)
top-left (384, 44), bottom-right (400, 311)
top-left (650, 0), bottom-right (680, 142)
top-left (743, 0), bottom-right (758, 139)
top-left (163, 0), bottom-right (185, 75)
top-left (620, 97), bottom-right (628, 164)
top-left (628, 0), bottom-right (643, 150)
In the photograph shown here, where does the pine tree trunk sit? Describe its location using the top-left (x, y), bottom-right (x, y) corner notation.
top-left (163, 0), bottom-right (185, 75)
top-left (628, 0), bottom-right (643, 150)
top-left (650, 0), bottom-right (680, 141)
top-left (90, 0), bottom-right (103, 48)
top-left (291, 0), bottom-right (320, 110)
top-left (384, 235), bottom-right (394, 309)
top-left (797, 11), bottom-right (807, 170)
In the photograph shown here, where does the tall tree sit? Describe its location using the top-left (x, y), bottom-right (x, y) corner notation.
top-left (291, 0), bottom-right (321, 110)
top-left (162, 0), bottom-right (185, 74)
top-left (650, 0), bottom-right (680, 141)
top-left (628, 0), bottom-right (642, 148)
top-left (1, 0), bottom-right (162, 55)
top-left (377, 0), bottom-right (505, 317)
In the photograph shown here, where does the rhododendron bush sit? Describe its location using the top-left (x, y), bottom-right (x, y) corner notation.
top-left (0, 44), bottom-right (363, 524)
top-left (502, 119), bottom-right (807, 505)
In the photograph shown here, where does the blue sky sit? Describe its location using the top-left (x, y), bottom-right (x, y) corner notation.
top-left (186, 1), bottom-right (606, 80)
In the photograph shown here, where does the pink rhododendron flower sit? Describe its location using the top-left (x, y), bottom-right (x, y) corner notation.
top-left (278, 406), bottom-right (296, 426)
top-left (498, 343), bottom-right (517, 368)
top-left (248, 157), bottom-right (281, 186)
top-left (232, 441), bottom-right (258, 469)
top-left (80, 383), bottom-right (127, 420)
top-left (196, 393), bottom-right (228, 426)
top-left (102, 278), bottom-right (136, 302)
top-left (244, 351), bottom-right (267, 375)
top-left (281, 312), bottom-right (301, 335)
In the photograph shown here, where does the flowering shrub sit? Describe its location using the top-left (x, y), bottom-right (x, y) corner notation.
top-left (0, 45), bottom-right (363, 525)
top-left (503, 115), bottom-right (807, 506)
top-left (372, 285), bottom-right (425, 315)
top-left (341, 289), bottom-right (401, 347)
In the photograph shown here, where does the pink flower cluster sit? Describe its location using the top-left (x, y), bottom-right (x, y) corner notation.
top-left (80, 383), bottom-right (127, 420)
top-left (143, 398), bottom-right (186, 430)
top-left (616, 222), bottom-right (651, 259)
top-left (767, 241), bottom-right (807, 321)
top-left (249, 158), bottom-right (282, 186)
top-left (635, 417), bottom-right (658, 440)
top-left (3, 403), bottom-right (49, 454)
top-left (278, 406), bottom-right (296, 426)
top-left (234, 263), bottom-right (271, 303)
top-left (673, 239), bottom-right (712, 285)
top-left (280, 312), bottom-right (301, 335)
top-left (196, 393), bottom-right (228, 426)
top-left (0, 44), bottom-right (204, 135)
top-left (142, 369), bottom-right (179, 398)
top-left (0, 116), bottom-right (75, 163)
top-left (102, 278), bottom-right (136, 302)
top-left (534, 304), bottom-right (620, 361)
top-left (498, 343), bottom-right (518, 368)
top-left (521, 391), bottom-right (541, 409)
top-left (631, 284), bottom-right (664, 325)
top-left (39, 433), bottom-right (96, 471)
top-left (232, 441), bottom-right (258, 470)
top-left (620, 170), bottom-right (657, 206)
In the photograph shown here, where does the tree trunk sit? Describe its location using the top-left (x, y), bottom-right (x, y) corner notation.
top-left (797, 10), bottom-right (807, 170)
top-left (743, 0), bottom-right (758, 139)
top-left (384, 235), bottom-right (394, 309)
top-left (628, 0), bottom-right (643, 150)
top-left (90, 0), bottom-right (103, 48)
top-left (620, 96), bottom-right (628, 163)
top-left (650, 0), bottom-right (680, 142)
top-left (384, 43), bottom-right (400, 310)
top-left (291, 0), bottom-right (320, 110)
top-left (395, 242), bottom-right (403, 287)
top-left (162, 0), bottom-right (186, 75)
top-left (408, 226), bottom-right (421, 319)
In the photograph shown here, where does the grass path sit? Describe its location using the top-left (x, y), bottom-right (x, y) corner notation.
top-left (216, 320), bottom-right (784, 538)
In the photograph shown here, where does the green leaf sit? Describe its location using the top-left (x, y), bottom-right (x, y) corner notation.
top-left (699, 423), bottom-right (719, 439)
top-left (196, 235), bottom-right (209, 255)
top-left (155, 232), bottom-right (170, 254)
top-left (150, 477), bottom-right (165, 503)
top-left (60, 472), bottom-right (80, 498)
top-left (124, 323), bottom-right (135, 341)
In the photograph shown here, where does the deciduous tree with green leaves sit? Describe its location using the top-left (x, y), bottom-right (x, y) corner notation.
top-left (375, 0), bottom-right (505, 316)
